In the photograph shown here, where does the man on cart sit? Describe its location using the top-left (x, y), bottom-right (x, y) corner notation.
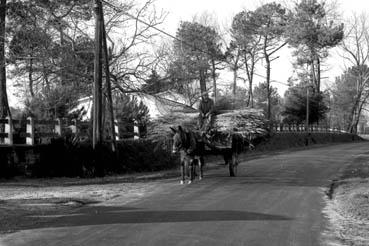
top-left (198, 92), bottom-right (215, 133)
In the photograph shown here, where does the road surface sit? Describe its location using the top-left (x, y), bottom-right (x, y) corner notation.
top-left (2, 142), bottom-right (368, 246)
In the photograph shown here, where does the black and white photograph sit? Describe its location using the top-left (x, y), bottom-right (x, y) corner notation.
top-left (0, 0), bottom-right (369, 245)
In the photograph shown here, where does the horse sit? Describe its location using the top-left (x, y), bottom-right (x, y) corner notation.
top-left (170, 126), bottom-right (205, 184)
top-left (171, 125), bottom-right (256, 182)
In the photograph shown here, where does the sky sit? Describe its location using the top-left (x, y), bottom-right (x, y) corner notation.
top-left (150, 0), bottom-right (369, 95)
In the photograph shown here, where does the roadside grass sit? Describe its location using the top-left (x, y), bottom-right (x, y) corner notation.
top-left (0, 157), bottom-right (229, 235)
top-left (324, 151), bottom-right (369, 246)
top-left (0, 179), bottom-right (168, 235)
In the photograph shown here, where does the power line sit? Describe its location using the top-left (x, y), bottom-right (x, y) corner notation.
top-left (101, 0), bottom-right (215, 57)
top-left (102, 0), bottom-right (293, 88)
top-left (253, 72), bottom-right (289, 86)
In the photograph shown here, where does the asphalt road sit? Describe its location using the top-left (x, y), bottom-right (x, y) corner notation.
top-left (2, 142), bottom-right (369, 246)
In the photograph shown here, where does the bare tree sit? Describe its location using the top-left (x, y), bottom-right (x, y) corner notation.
top-left (339, 13), bottom-right (369, 133)
top-left (102, 0), bottom-right (167, 95)
top-left (230, 10), bottom-right (262, 107)
top-left (254, 3), bottom-right (287, 120)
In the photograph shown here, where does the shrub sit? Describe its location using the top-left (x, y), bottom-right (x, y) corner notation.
top-left (28, 137), bottom-right (179, 178)
top-left (0, 148), bottom-right (20, 178)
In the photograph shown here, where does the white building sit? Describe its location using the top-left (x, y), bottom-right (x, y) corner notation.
top-left (70, 91), bottom-right (196, 121)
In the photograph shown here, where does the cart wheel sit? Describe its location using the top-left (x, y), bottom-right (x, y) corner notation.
top-left (229, 153), bottom-right (238, 177)
top-left (229, 163), bottom-right (235, 177)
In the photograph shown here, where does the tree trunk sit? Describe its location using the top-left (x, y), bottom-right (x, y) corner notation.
top-left (266, 58), bottom-right (271, 120)
top-left (248, 79), bottom-right (253, 108)
top-left (59, 25), bottom-right (67, 86)
top-left (211, 59), bottom-right (217, 102)
top-left (263, 36), bottom-right (271, 120)
top-left (0, 0), bottom-right (10, 119)
top-left (41, 59), bottom-right (50, 93)
top-left (232, 67), bottom-right (237, 97)
top-left (29, 56), bottom-right (34, 97)
top-left (347, 108), bottom-right (356, 133)
top-left (44, 73), bottom-right (50, 93)
top-left (351, 93), bottom-right (369, 134)
top-left (311, 61), bottom-right (317, 90)
top-left (245, 53), bottom-right (255, 108)
top-left (199, 68), bottom-right (207, 93)
top-left (347, 89), bottom-right (362, 133)
top-left (231, 50), bottom-right (240, 98)
top-left (353, 107), bottom-right (363, 133)
top-left (316, 57), bottom-right (321, 93)
top-left (349, 108), bottom-right (359, 134)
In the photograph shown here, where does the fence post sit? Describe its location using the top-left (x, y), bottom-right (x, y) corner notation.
top-left (278, 124), bottom-right (282, 132)
top-left (4, 116), bottom-right (13, 145)
top-left (55, 118), bottom-right (62, 136)
top-left (114, 119), bottom-right (119, 141)
top-left (134, 120), bottom-right (139, 139)
top-left (26, 117), bottom-right (35, 145)
top-left (283, 124), bottom-right (288, 132)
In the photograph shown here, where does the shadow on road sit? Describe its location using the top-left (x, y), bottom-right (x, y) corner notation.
top-left (24, 206), bottom-right (292, 230)
top-left (195, 172), bottom-right (327, 187)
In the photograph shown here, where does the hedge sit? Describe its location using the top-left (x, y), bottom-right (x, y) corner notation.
top-left (0, 138), bottom-right (179, 178)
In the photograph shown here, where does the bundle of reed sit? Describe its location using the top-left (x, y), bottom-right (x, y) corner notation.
top-left (213, 108), bottom-right (268, 137)
top-left (146, 112), bottom-right (198, 141)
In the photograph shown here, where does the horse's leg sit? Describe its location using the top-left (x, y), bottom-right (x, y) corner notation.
top-left (223, 150), bottom-right (230, 166)
top-left (229, 151), bottom-right (239, 177)
top-left (180, 163), bottom-right (185, 184)
top-left (198, 156), bottom-right (204, 180)
top-left (223, 154), bottom-right (228, 166)
top-left (192, 159), bottom-right (198, 178)
top-left (232, 152), bottom-right (239, 166)
top-left (180, 156), bottom-right (185, 184)
top-left (187, 159), bottom-right (193, 184)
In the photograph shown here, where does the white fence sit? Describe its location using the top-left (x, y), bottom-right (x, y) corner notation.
top-left (1, 117), bottom-right (353, 146)
top-left (269, 123), bottom-right (347, 134)
top-left (0, 117), bottom-right (140, 146)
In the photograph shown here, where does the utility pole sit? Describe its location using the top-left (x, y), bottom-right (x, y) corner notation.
top-left (93, 0), bottom-right (103, 149)
top-left (100, 4), bottom-right (117, 152)
top-left (306, 86), bottom-right (309, 131)
top-left (0, 0), bottom-right (10, 119)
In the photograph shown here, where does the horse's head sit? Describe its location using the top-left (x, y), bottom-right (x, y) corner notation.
top-left (170, 126), bottom-right (186, 154)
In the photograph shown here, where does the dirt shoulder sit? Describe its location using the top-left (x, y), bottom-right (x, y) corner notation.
top-left (0, 160), bottom-right (228, 236)
top-left (323, 151), bottom-right (369, 246)
top-left (0, 171), bottom-right (182, 235)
